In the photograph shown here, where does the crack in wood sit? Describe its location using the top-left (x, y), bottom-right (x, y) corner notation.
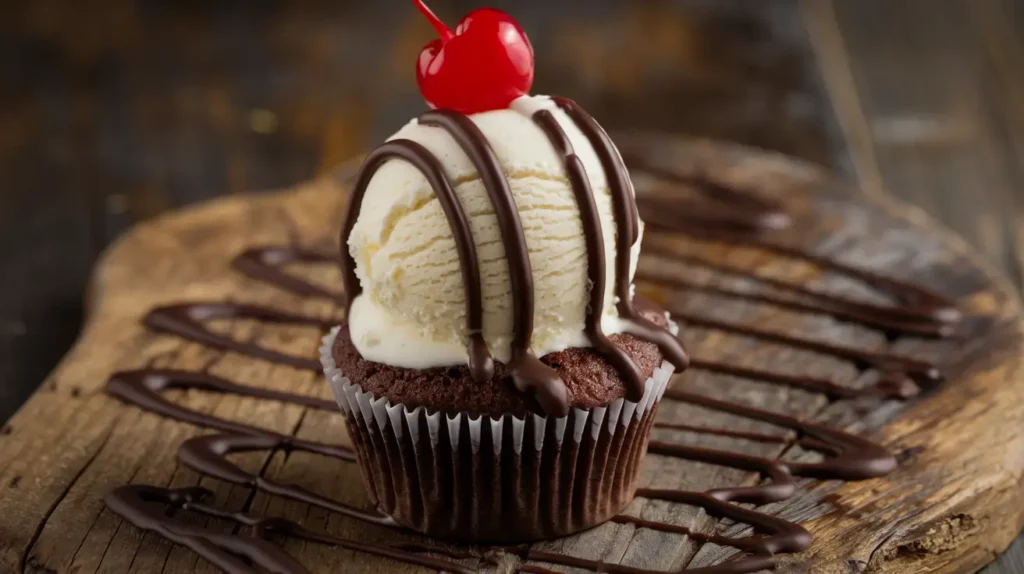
top-left (19, 416), bottom-right (122, 573)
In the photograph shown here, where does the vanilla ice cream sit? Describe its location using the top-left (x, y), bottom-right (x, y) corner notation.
top-left (346, 95), bottom-right (642, 369)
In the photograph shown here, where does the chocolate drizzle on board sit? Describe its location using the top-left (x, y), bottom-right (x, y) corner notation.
top-left (233, 246), bottom-right (343, 302)
top-left (105, 485), bottom-right (477, 574)
top-left (144, 303), bottom-right (333, 372)
top-left (623, 154), bottom-right (792, 234)
top-left (106, 360), bottom-right (895, 573)
top-left (98, 105), bottom-right (965, 573)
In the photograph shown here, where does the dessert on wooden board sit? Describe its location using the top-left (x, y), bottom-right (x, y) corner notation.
top-left (323, 4), bottom-right (688, 538)
top-left (32, 1), bottom-right (1009, 572)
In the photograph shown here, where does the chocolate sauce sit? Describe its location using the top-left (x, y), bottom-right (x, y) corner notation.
top-left (106, 370), bottom-right (397, 525)
top-left (105, 485), bottom-right (476, 574)
top-left (105, 485), bottom-right (308, 574)
top-left (741, 235), bottom-right (959, 323)
top-left (233, 246), bottom-right (342, 302)
top-left (646, 442), bottom-right (796, 504)
top-left (637, 266), bottom-right (953, 338)
top-left (686, 358), bottom-right (919, 400)
top-left (338, 139), bottom-right (495, 383)
top-left (645, 388), bottom-right (896, 505)
top-left (98, 101), bottom-right (967, 573)
top-left (531, 109), bottom-right (647, 399)
top-left (623, 154), bottom-right (791, 233)
top-left (145, 303), bottom-right (333, 371)
top-left (651, 421), bottom-right (789, 444)
top-left (522, 548), bottom-right (777, 574)
top-left (662, 388), bottom-right (897, 480)
top-left (178, 433), bottom-right (393, 525)
top-left (106, 369), bottom-right (346, 454)
top-left (626, 154), bottom-right (958, 331)
top-left (417, 110), bottom-right (566, 415)
top-left (674, 310), bottom-right (941, 390)
top-left (554, 97), bottom-right (690, 389)
top-left (636, 205), bottom-right (958, 324)
top-left (610, 515), bottom-right (759, 550)
top-left (524, 495), bottom-right (799, 574)
top-left (554, 99), bottom-right (638, 247)
top-left (105, 364), bottom-right (888, 573)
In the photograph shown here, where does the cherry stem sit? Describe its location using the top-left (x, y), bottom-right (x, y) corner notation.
top-left (412, 0), bottom-right (454, 42)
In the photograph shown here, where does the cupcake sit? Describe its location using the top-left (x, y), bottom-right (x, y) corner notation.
top-left (319, 2), bottom-right (687, 543)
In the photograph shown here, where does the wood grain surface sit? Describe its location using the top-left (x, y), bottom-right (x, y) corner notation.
top-left (0, 138), bottom-right (1021, 573)
top-left (2, 0), bottom-right (1024, 571)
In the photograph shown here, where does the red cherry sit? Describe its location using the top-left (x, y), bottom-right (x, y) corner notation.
top-left (412, 0), bottom-right (534, 114)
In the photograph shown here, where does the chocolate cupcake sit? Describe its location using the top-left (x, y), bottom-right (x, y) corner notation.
top-left (320, 93), bottom-right (687, 542)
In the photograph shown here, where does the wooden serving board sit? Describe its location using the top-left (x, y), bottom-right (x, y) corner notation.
top-left (0, 137), bottom-right (1022, 574)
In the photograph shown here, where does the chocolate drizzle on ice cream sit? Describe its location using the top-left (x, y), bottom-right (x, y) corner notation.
top-left (340, 99), bottom-right (688, 416)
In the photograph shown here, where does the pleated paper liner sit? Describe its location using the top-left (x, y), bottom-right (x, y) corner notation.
top-left (320, 327), bottom-right (673, 542)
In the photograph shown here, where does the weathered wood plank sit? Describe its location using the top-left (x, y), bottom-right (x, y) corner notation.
top-left (805, 2), bottom-right (1024, 569)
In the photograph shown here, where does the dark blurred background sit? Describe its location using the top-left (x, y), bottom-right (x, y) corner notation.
top-left (0, 2), bottom-right (1022, 567)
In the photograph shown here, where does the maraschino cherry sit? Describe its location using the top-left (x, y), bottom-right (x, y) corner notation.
top-left (412, 0), bottom-right (534, 114)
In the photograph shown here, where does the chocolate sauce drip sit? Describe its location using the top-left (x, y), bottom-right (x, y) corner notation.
top-left (531, 109), bottom-right (647, 399)
top-left (651, 422), bottom-right (789, 444)
top-left (553, 98), bottom-right (639, 248)
top-left (633, 490), bottom-right (812, 554)
top-left (178, 433), bottom-right (393, 525)
top-left (169, 430), bottom-right (819, 574)
top-left (646, 387), bottom-right (897, 505)
top-left (105, 485), bottom-right (308, 574)
top-left (610, 515), bottom-right (767, 553)
top-left (673, 310), bottom-right (941, 390)
top-left (554, 97), bottom-right (640, 314)
top-left (338, 139), bottom-right (495, 383)
top-left (524, 488), bottom-right (806, 574)
top-left (104, 364), bottom-right (886, 573)
top-left (624, 153), bottom-right (791, 234)
top-left (622, 156), bottom-right (959, 327)
top-left (634, 195), bottom-right (959, 324)
top-left (233, 246), bottom-right (343, 302)
top-left (522, 549), bottom-right (777, 574)
top-left (661, 388), bottom-right (897, 480)
top-left (105, 483), bottom-right (788, 574)
top-left (105, 485), bottom-right (475, 574)
top-left (637, 265), bottom-right (953, 338)
top-left (647, 442), bottom-right (796, 504)
top-left (145, 303), bottom-right (333, 371)
top-left (417, 110), bottom-right (567, 415)
top-left (687, 358), bottom-right (919, 400)
top-left (106, 369), bottom-right (396, 526)
top-left (552, 98), bottom-right (689, 397)
top-left (106, 369), bottom-right (346, 454)
top-left (741, 235), bottom-right (959, 323)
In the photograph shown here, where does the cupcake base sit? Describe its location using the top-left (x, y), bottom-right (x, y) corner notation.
top-left (321, 327), bottom-right (673, 542)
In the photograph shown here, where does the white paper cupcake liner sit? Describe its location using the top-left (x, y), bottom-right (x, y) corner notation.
top-left (319, 326), bottom-right (674, 542)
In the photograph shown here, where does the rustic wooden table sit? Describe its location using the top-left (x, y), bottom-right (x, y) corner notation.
top-left (0, 0), bottom-right (1021, 571)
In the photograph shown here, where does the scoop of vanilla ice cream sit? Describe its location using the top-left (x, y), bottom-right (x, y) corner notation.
top-left (346, 95), bottom-right (643, 369)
